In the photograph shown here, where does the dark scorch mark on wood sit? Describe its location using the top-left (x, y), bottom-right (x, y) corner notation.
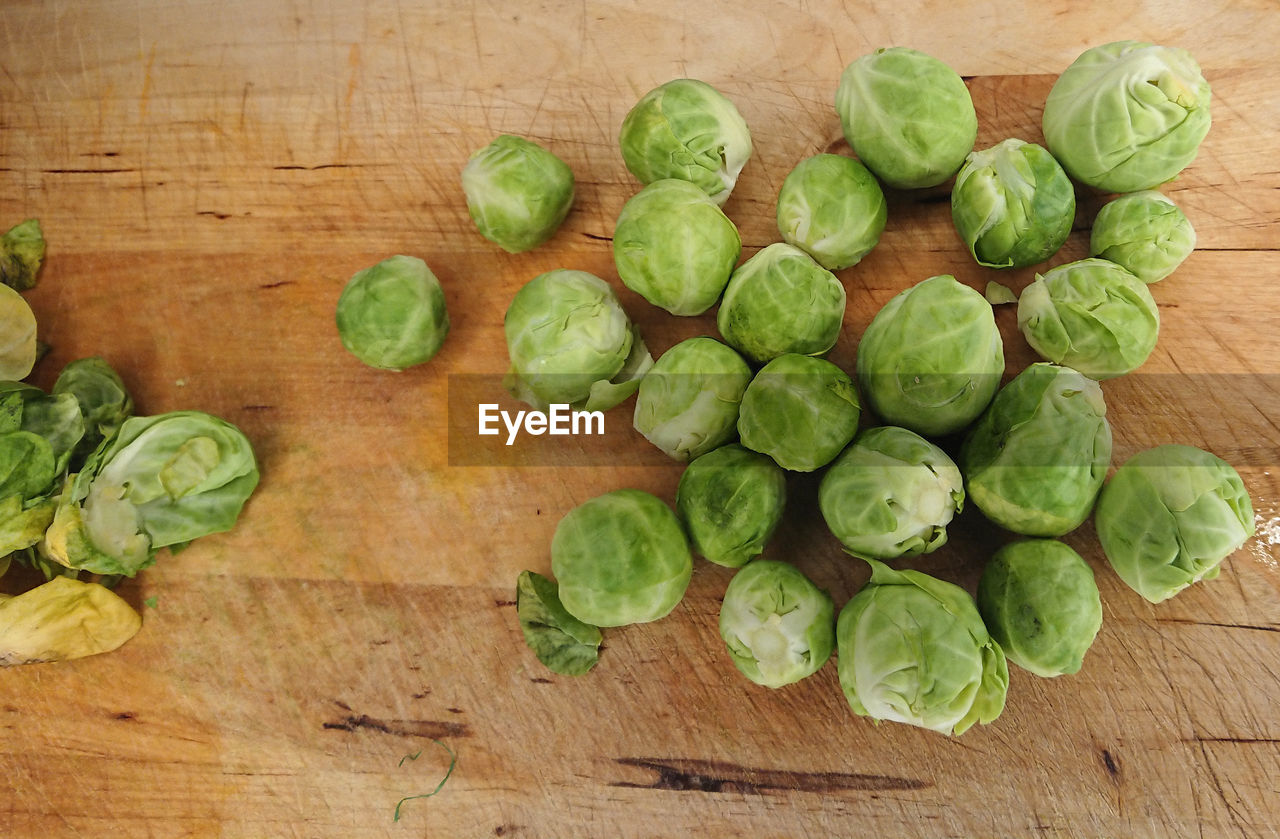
top-left (322, 713), bottom-right (470, 739)
top-left (612, 757), bottom-right (930, 794)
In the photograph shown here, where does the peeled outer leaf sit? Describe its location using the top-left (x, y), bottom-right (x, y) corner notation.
top-left (836, 559), bottom-right (1008, 736)
top-left (0, 493), bottom-right (55, 555)
top-left (960, 363), bottom-right (1112, 537)
top-left (516, 570), bottom-right (602, 676)
top-left (0, 219), bottom-right (46, 292)
top-left (0, 284), bottom-right (38, 380)
top-left (0, 430), bottom-right (56, 502)
top-left (52, 357), bottom-right (134, 455)
top-left (42, 475), bottom-right (153, 577)
top-left (1095, 444), bottom-right (1254, 603)
top-left (984, 281), bottom-right (1018, 305)
top-left (0, 575), bottom-right (141, 666)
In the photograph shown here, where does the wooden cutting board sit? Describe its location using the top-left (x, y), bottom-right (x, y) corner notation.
top-left (3, 1), bottom-right (1278, 836)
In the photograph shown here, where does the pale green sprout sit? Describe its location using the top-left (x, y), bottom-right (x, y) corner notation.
top-left (737, 354), bottom-right (860, 473)
top-left (676, 444), bottom-right (786, 568)
top-left (837, 559), bottom-right (1008, 736)
top-left (1090, 190), bottom-right (1196, 283)
top-left (776, 154), bottom-right (886, 270)
top-left (550, 489), bottom-right (692, 627)
top-left (336, 255), bottom-right (449, 371)
top-left (855, 274), bottom-right (1004, 437)
top-left (613, 179), bottom-right (741, 316)
top-left (1017, 258), bottom-right (1158, 380)
top-left (819, 426), bottom-right (964, 560)
top-left (719, 560), bottom-right (835, 688)
top-left (960, 363), bottom-right (1112, 537)
top-left (977, 539), bottom-right (1102, 678)
top-left (504, 269), bottom-right (652, 411)
top-left (42, 410), bottom-right (260, 578)
top-left (951, 139), bottom-right (1075, 269)
top-left (1042, 41), bottom-right (1212, 193)
top-left (618, 79), bottom-right (752, 206)
top-left (834, 47), bottom-right (977, 189)
top-left (461, 135), bottom-right (575, 253)
top-left (633, 337), bottom-right (752, 462)
top-left (1095, 445), bottom-right (1254, 603)
top-left (0, 284), bottom-right (37, 381)
top-left (716, 243), bottom-right (845, 364)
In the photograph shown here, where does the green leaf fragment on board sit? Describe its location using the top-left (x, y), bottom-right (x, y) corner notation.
top-left (985, 280), bottom-right (1019, 305)
top-left (516, 570), bottom-right (602, 676)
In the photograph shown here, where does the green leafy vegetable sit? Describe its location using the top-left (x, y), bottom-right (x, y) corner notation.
top-left (461, 135), bottom-right (575, 253)
top-left (516, 570), bottom-right (602, 676)
top-left (0, 219), bottom-right (46, 291)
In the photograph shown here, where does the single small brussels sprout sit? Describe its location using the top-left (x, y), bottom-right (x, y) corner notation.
top-left (1090, 190), bottom-right (1196, 284)
top-left (504, 269), bottom-right (653, 411)
top-left (719, 560), bottom-right (835, 688)
top-left (550, 489), bottom-right (692, 627)
top-left (776, 154), bottom-right (887, 270)
top-left (516, 570), bottom-right (602, 677)
top-left (336, 255), bottom-right (449, 372)
top-left (675, 443), bottom-right (787, 568)
top-left (951, 138), bottom-right (1076, 269)
top-left (834, 47), bottom-right (977, 189)
top-left (42, 410), bottom-right (260, 577)
top-left (738, 354), bottom-right (860, 473)
top-left (977, 539), bottom-right (1103, 677)
top-left (613, 179), bottom-right (741, 316)
top-left (0, 284), bottom-right (37, 381)
top-left (1095, 445), bottom-right (1254, 603)
top-left (461, 135), bottom-right (575, 253)
top-left (716, 243), bottom-right (846, 364)
top-left (633, 337), bottom-right (752, 462)
top-left (1017, 258), bottom-right (1158, 380)
top-left (819, 425), bottom-right (964, 560)
top-left (1043, 41), bottom-right (1211, 193)
top-left (0, 219), bottom-right (46, 291)
top-left (618, 79), bottom-right (753, 206)
top-left (961, 363), bottom-right (1112, 537)
top-left (837, 559), bottom-right (1008, 736)
top-left (0, 576), bottom-right (141, 665)
top-left (52, 357), bottom-right (133, 459)
top-left (855, 274), bottom-right (1004, 437)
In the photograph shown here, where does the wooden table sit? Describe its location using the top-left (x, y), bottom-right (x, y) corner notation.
top-left (3, 2), bottom-right (1279, 836)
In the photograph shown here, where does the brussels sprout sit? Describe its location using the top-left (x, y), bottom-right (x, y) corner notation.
top-left (516, 570), bottom-right (602, 676)
top-left (1090, 190), bottom-right (1196, 284)
top-left (738, 354), bottom-right (860, 472)
top-left (1, 219), bottom-right (45, 291)
top-left (819, 426), bottom-right (964, 560)
top-left (776, 154), bottom-right (887, 270)
top-left (834, 47), bottom-right (977, 189)
top-left (855, 275), bottom-right (1004, 437)
top-left (1042, 41), bottom-right (1212, 193)
top-left (504, 269), bottom-right (653, 411)
top-left (461, 135), bottom-right (575, 253)
top-left (618, 78), bottom-right (752, 206)
top-left (633, 337), bottom-right (752, 462)
top-left (836, 559), bottom-right (1008, 735)
top-left (716, 243), bottom-right (846, 364)
top-left (613, 179), bottom-right (741, 316)
top-left (43, 410), bottom-right (259, 577)
top-left (977, 539), bottom-right (1102, 677)
top-left (0, 284), bottom-right (37, 381)
top-left (951, 139), bottom-right (1075, 269)
top-left (52, 357), bottom-right (133, 459)
top-left (550, 489), bottom-right (692, 627)
top-left (1017, 258), bottom-right (1158, 380)
top-left (719, 560), bottom-right (835, 688)
top-left (0, 576), bottom-right (141, 665)
top-left (676, 444), bottom-right (787, 568)
top-left (960, 363), bottom-right (1112, 537)
top-left (336, 255), bottom-right (449, 372)
top-left (1095, 445), bottom-right (1254, 603)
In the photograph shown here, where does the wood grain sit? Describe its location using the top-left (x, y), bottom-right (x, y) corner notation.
top-left (2, 1), bottom-right (1279, 837)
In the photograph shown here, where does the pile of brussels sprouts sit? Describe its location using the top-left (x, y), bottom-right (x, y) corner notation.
top-left (0, 220), bottom-right (260, 666)
top-left (336, 41), bottom-right (1254, 735)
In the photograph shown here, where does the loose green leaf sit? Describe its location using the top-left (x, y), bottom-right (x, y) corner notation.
top-left (0, 219), bottom-right (46, 292)
top-left (393, 739), bottom-right (457, 821)
top-left (0, 576), bottom-right (141, 666)
top-left (516, 570), bottom-right (602, 676)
